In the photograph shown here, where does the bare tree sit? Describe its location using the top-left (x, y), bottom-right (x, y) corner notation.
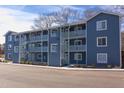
top-left (83, 9), bottom-right (98, 19)
top-left (31, 7), bottom-right (84, 29)
top-left (52, 7), bottom-right (84, 24)
top-left (31, 13), bottom-right (56, 30)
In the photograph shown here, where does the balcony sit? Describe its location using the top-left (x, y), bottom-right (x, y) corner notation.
top-left (64, 45), bottom-right (86, 52)
top-left (30, 35), bottom-right (48, 42)
top-left (62, 30), bottom-right (86, 39)
top-left (28, 46), bottom-right (48, 52)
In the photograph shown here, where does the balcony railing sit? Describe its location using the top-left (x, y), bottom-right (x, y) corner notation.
top-left (28, 46), bottom-right (48, 52)
top-left (64, 45), bottom-right (86, 52)
top-left (30, 35), bottom-right (48, 42)
top-left (62, 30), bottom-right (86, 39)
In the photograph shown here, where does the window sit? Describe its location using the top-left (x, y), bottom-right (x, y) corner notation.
top-left (8, 53), bottom-right (12, 59)
top-left (14, 46), bottom-right (19, 53)
top-left (97, 53), bottom-right (107, 63)
top-left (51, 44), bottom-right (57, 52)
top-left (36, 54), bottom-right (41, 59)
top-left (35, 42), bottom-right (42, 47)
top-left (74, 40), bottom-right (82, 45)
top-left (14, 35), bottom-right (18, 41)
top-left (8, 35), bottom-right (12, 41)
top-left (51, 30), bottom-right (57, 37)
top-left (96, 20), bottom-right (107, 31)
top-left (8, 44), bottom-right (12, 50)
top-left (97, 37), bottom-right (107, 47)
top-left (64, 40), bottom-right (68, 45)
top-left (74, 53), bottom-right (82, 61)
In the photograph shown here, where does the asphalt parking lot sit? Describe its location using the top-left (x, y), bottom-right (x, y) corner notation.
top-left (0, 63), bottom-right (124, 88)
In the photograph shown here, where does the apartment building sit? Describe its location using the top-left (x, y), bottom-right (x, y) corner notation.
top-left (4, 12), bottom-right (121, 68)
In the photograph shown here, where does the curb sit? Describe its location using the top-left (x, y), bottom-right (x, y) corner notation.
top-left (1, 62), bottom-right (124, 72)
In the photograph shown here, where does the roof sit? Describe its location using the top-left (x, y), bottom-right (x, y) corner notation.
top-left (6, 11), bottom-right (123, 35)
top-left (18, 21), bottom-right (86, 34)
top-left (86, 11), bottom-right (123, 22)
top-left (4, 31), bottom-right (17, 36)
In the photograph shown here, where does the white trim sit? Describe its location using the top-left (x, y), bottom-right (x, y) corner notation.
top-left (8, 44), bottom-right (12, 50)
top-left (8, 35), bottom-right (12, 41)
top-left (97, 36), bottom-right (107, 47)
top-left (47, 29), bottom-right (50, 66)
top-left (68, 25), bottom-right (70, 65)
top-left (74, 39), bottom-right (82, 45)
top-left (97, 53), bottom-right (108, 64)
top-left (96, 20), bottom-right (107, 31)
top-left (59, 27), bottom-right (62, 66)
top-left (51, 43), bottom-right (57, 52)
top-left (18, 34), bottom-right (21, 63)
top-left (86, 11), bottom-right (121, 22)
top-left (14, 35), bottom-right (18, 41)
top-left (86, 23), bottom-right (87, 66)
top-left (119, 16), bottom-right (122, 68)
top-left (8, 53), bottom-right (12, 59)
top-left (14, 46), bottom-right (19, 53)
top-left (74, 53), bottom-right (82, 61)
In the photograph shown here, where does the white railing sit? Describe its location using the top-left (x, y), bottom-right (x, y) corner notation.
top-left (64, 45), bottom-right (86, 52)
top-left (62, 30), bottom-right (86, 38)
top-left (28, 46), bottom-right (48, 52)
top-left (30, 35), bottom-right (48, 42)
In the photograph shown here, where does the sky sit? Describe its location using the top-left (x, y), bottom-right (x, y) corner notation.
top-left (0, 5), bottom-right (94, 44)
top-left (0, 5), bottom-right (123, 44)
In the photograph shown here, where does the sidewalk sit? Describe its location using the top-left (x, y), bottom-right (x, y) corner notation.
top-left (1, 62), bottom-right (124, 71)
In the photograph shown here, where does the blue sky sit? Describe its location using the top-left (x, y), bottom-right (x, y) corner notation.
top-left (0, 5), bottom-right (98, 44)
top-left (0, 5), bottom-right (122, 44)
top-left (0, 5), bottom-right (95, 14)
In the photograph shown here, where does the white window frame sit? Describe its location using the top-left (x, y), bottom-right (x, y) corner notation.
top-left (74, 40), bottom-right (82, 45)
top-left (8, 53), bottom-right (12, 59)
top-left (51, 44), bottom-right (57, 52)
top-left (97, 37), bottom-right (107, 47)
top-left (8, 44), bottom-right (12, 50)
top-left (14, 35), bottom-right (18, 41)
top-left (8, 35), bottom-right (12, 41)
top-left (97, 53), bottom-right (108, 63)
top-left (96, 20), bottom-right (107, 31)
top-left (74, 53), bottom-right (82, 61)
top-left (14, 46), bottom-right (18, 53)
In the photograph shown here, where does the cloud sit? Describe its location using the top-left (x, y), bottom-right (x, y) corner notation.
top-left (0, 7), bottom-right (37, 44)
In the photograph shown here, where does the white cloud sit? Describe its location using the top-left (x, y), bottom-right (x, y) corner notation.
top-left (0, 7), bottom-right (37, 44)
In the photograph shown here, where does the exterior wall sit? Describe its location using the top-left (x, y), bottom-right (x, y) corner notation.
top-left (49, 28), bottom-right (61, 66)
top-left (13, 35), bottom-right (19, 63)
top-left (87, 13), bottom-right (120, 67)
top-left (5, 32), bottom-right (14, 61)
top-left (5, 12), bottom-right (121, 68)
top-left (70, 52), bottom-right (86, 64)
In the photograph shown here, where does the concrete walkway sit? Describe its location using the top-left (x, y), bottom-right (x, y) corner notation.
top-left (1, 62), bottom-right (124, 72)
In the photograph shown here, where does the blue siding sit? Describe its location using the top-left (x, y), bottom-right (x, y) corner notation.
top-left (5, 32), bottom-right (19, 63)
top-left (5, 32), bottom-right (14, 61)
top-left (49, 29), bottom-right (61, 66)
top-left (13, 35), bottom-right (19, 63)
top-left (87, 13), bottom-right (120, 67)
top-left (5, 12), bottom-right (121, 68)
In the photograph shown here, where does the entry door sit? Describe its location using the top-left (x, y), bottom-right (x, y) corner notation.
top-left (64, 53), bottom-right (69, 65)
